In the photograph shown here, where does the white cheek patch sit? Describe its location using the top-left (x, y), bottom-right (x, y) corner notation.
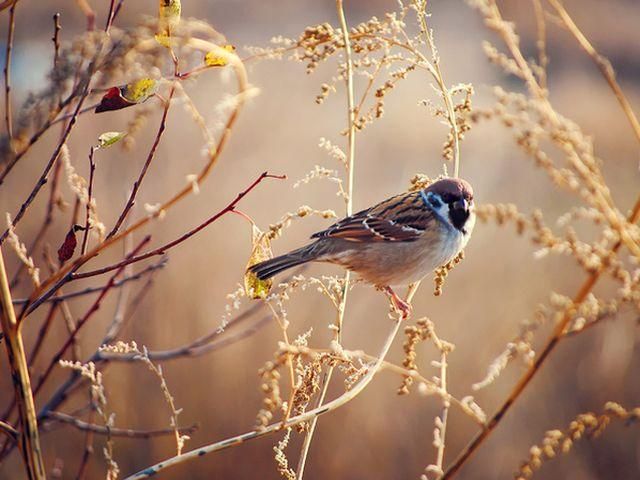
top-left (420, 191), bottom-right (452, 229)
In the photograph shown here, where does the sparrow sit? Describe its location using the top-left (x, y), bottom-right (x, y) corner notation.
top-left (249, 177), bottom-right (475, 318)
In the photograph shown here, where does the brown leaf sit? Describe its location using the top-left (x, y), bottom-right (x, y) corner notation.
top-left (57, 225), bottom-right (85, 264)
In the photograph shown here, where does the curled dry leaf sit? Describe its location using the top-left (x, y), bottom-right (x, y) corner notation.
top-left (244, 224), bottom-right (273, 299)
top-left (57, 224), bottom-right (86, 264)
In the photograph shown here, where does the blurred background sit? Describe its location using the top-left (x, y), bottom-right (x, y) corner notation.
top-left (0, 1), bottom-right (639, 479)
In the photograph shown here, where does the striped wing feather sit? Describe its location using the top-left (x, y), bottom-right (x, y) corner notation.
top-left (311, 191), bottom-right (434, 242)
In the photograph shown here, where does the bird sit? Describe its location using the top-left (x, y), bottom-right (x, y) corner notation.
top-left (249, 177), bottom-right (476, 318)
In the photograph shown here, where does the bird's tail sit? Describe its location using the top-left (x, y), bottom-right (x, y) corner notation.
top-left (249, 243), bottom-right (320, 280)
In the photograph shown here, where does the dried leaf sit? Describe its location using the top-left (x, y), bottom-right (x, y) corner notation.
top-left (57, 225), bottom-right (85, 264)
top-left (244, 224), bottom-right (273, 299)
top-left (97, 131), bottom-right (127, 149)
top-left (95, 86), bottom-right (133, 113)
top-left (204, 45), bottom-right (236, 67)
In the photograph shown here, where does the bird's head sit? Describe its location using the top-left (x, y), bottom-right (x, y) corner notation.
top-left (422, 178), bottom-right (475, 235)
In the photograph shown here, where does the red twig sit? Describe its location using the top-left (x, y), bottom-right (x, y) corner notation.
top-left (27, 303), bottom-right (59, 368)
top-left (3, 1), bottom-right (16, 141)
top-left (108, 86), bottom-right (175, 239)
top-left (52, 13), bottom-right (61, 68)
top-left (105, 0), bottom-right (116, 33)
top-left (80, 147), bottom-right (96, 255)
top-left (31, 236), bottom-right (150, 399)
top-left (76, 172), bottom-right (286, 280)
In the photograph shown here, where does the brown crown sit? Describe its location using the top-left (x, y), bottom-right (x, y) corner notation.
top-left (425, 177), bottom-right (474, 201)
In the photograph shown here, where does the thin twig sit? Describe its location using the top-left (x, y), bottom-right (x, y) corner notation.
top-left (71, 172), bottom-right (285, 282)
top-left (416, 1), bottom-right (461, 178)
top-left (4, 0), bottom-right (16, 141)
top-left (52, 13), bottom-right (61, 68)
top-left (80, 147), bottom-right (96, 255)
top-left (45, 411), bottom-right (199, 439)
top-left (105, 0), bottom-right (116, 33)
top-left (12, 259), bottom-right (166, 305)
top-left (531, 0), bottom-right (548, 92)
top-left (22, 43), bottom-right (249, 318)
top-left (31, 237), bottom-right (151, 399)
top-left (296, 4), bottom-right (356, 477)
top-left (0, 420), bottom-right (17, 442)
top-left (108, 86), bottom-right (176, 239)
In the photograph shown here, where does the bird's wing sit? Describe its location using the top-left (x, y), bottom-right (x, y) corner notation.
top-left (311, 191), bottom-right (435, 242)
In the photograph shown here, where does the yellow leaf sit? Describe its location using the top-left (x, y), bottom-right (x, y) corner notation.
top-left (244, 224), bottom-right (273, 299)
top-left (97, 131), bottom-right (127, 149)
top-left (124, 78), bottom-right (157, 103)
top-left (204, 45), bottom-right (236, 67)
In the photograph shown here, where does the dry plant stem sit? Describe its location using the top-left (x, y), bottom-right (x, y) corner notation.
top-left (108, 86), bottom-right (176, 239)
top-left (22, 45), bottom-right (248, 318)
top-left (531, 0), bottom-right (548, 91)
top-left (0, 420), bottom-right (18, 442)
top-left (124, 296), bottom-right (411, 480)
top-left (296, 3), bottom-right (356, 477)
top-left (441, 196), bottom-right (640, 479)
top-left (434, 350), bottom-right (449, 477)
top-left (75, 393), bottom-right (95, 480)
top-left (0, 247), bottom-right (46, 479)
top-left (486, 1), bottom-right (640, 259)
top-left (45, 411), bottom-right (198, 439)
top-left (416, 2), bottom-right (460, 177)
top-left (3, 0), bottom-right (16, 141)
top-left (546, 0), bottom-right (640, 143)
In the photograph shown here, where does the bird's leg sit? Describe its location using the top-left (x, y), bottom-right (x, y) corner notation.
top-left (382, 286), bottom-right (412, 320)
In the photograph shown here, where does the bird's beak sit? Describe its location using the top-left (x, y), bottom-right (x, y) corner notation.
top-left (453, 198), bottom-right (468, 213)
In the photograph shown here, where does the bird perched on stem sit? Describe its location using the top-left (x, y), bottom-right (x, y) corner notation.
top-left (249, 177), bottom-right (475, 318)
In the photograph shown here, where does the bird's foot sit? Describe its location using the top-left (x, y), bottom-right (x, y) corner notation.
top-left (382, 286), bottom-right (412, 320)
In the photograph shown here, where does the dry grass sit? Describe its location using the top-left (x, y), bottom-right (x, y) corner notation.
top-left (0, 1), bottom-right (638, 479)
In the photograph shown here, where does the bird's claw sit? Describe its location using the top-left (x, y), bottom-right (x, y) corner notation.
top-left (382, 286), bottom-right (412, 320)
